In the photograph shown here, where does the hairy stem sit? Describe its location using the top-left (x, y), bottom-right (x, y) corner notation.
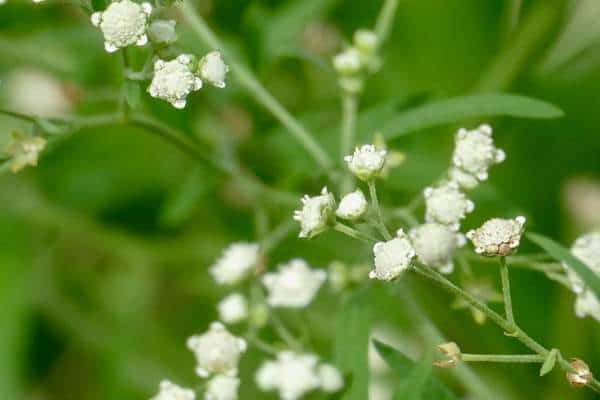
top-left (499, 257), bottom-right (516, 329)
top-left (334, 222), bottom-right (376, 244)
top-left (340, 94), bottom-right (358, 194)
top-left (367, 180), bottom-right (392, 240)
top-left (178, 0), bottom-right (333, 173)
top-left (462, 354), bottom-right (544, 363)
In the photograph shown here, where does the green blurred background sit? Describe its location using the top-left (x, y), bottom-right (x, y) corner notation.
top-left (1, 0), bottom-right (600, 399)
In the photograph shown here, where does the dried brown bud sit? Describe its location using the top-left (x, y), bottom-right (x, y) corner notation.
top-left (566, 358), bottom-right (593, 388)
top-left (434, 342), bottom-right (462, 368)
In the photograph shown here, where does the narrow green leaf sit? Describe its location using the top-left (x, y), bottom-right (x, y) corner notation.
top-left (334, 290), bottom-right (371, 400)
top-left (159, 167), bottom-right (213, 227)
top-left (527, 232), bottom-right (600, 297)
top-left (373, 340), bottom-right (458, 400)
top-left (394, 353), bottom-right (433, 400)
top-left (373, 94), bottom-right (564, 140)
top-left (540, 349), bottom-right (558, 376)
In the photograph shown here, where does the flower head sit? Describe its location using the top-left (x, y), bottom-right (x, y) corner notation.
top-left (147, 20), bottom-right (177, 46)
top-left (336, 190), bottom-right (368, 220)
top-left (344, 144), bottom-right (387, 181)
top-left (199, 51), bottom-right (229, 88)
top-left (151, 380), bottom-right (195, 400)
top-left (353, 29), bottom-right (378, 54)
top-left (574, 290), bottom-right (600, 322)
top-left (217, 293), bottom-right (248, 324)
top-left (466, 216), bottom-right (526, 257)
top-left (317, 364), bottom-right (344, 393)
top-left (566, 358), bottom-right (593, 388)
top-left (294, 187), bottom-right (336, 239)
top-left (209, 242), bottom-right (260, 285)
top-left (370, 229), bottom-right (416, 281)
top-left (424, 182), bottom-right (474, 231)
top-left (566, 232), bottom-right (600, 293)
top-left (434, 342), bottom-right (462, 369)
top-left (148, 55), bottom-right (203, 109)
top-left (5, 132), bottom-right (47, 173)
top-left (262, 259), bottom-right (326, 308)
top-left (449, 167), bottom-right (479, 190)
top-left (205, 375), bottom-right (239, 400)
top-left (187, 322), bottom-right (247, 378)
top-left (410, 223), bottom-right (465, 274)
top-left (452, 124), bottom-right (505, 182)
top-left (333, 48), bottom-right (361, 75)
top-left (91, 0), bottom-right (152, 53)
top-left (255, 352), bottom-right (321, 400)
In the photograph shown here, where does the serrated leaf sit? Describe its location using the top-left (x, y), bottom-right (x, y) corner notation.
top-left (370, 94), bottom-right (564, 141)
top-left (540, 349), bottom-right (558, 376)
top-left (373, 340), bottom-right (458, 400)
top-left (334, 290), bottom-right (371, 400)
top-left (527, 232), bottom-right (600, 297)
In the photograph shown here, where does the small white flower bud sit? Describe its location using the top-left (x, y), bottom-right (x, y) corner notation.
top-left (353, 29), bottom-right (378, 54)
top-left (147, 20), bottom-right (178, 46)
top-left (187, 322), bottom-right (247, 378)
top-left (91, 0), bottom-right (152, 53)
top-left (410, 223), bottom-right (465, 274)
top-left (199, 51), bottom-right (229, 89)
top-left (318, 364), bottom-right (344, 393)
top-left (151, 380), bottom-right (195, 400)
top-left (205, 375), bottom-right (239, 400)
top-left (344, 144), bottom-right (387, 181)
top-left (452, 124), bottom-right (505, 182)
top-left (5, 132), bottom-right (47, 173)
top-left (256, 352), bottom-right (321, 400)
top-left (148, 55), bottom-right (203, 109)
top-left (217, 293), bottom-right (248, 324)
top-left (336, 190), bottom-right (368, 220)
top-left (370, 229), bottom-right (416, 281)
top-left (333, 47), bottom-right (362, 75)
top-left (209, 242), bottom-right (260, 285)
top-left (424, 182), bottom-right (474, 231)
top-left (262, 259), bottom-right (326, 308)
top-left (466, 216), bottom-right (526, 257)
top-left (294, 187), bottom-right (336, 239)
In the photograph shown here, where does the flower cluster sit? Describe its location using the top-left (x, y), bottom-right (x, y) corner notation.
top-left (261, 259), bottom-right (326, 308)
top-left (565, 232), bottom-right (600, 322)
top-left (332, 29), bottom-right (379, 93)
top-left (371, 229), bottom-right (416, 281)
top-left (294, 187), bottom-right (336, 238)
top-left (91, 0), bottom-right (152, 53)
top-left (410, 223), bottom-right (465, 274)
top-left (466, 216), bottom-right (526, 257)
top-left (256, 352), bottom-right (343, 400)
top-left (210, 242), bottom-right (261, 285)
top-left (451, 124), bottom-right (505, 185)
top-left (424, 182), bottom-right (474, 231)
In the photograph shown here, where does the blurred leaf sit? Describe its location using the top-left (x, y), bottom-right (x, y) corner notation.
top-left (124, 80), bottom-right (141, 110)
top-left (373, 94), bottom-right (564, 140)
top-left (373, 340), bottom-right (458, 400)
top-left (334, 290), bottom-right (371, 400)
top-left (527, 232), bottom-right (600, 297)
top-left (539, 348), bottom-right (558, 376)
top-left (159, 166), bottom-right (213, 227)
top-left (274, 47), bottom-right (334, 73)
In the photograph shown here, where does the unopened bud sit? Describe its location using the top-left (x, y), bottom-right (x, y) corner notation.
top-left (434, 342), bottom-right (462, 368)
top-left (566, 358), bottom-right (593, 388)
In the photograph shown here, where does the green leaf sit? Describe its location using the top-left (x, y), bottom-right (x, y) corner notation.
top-left (527, 232), bottom-right (600, 297)
top-left (373, 340), bottom-right (458, 400)
top-left (540, 349), bottom-right (558, 376)
top-left (159, 167), bottom-right (213, 227)
top-left (371, 94), bottom-right (564, 140)
top-left (334, 290), bottom-right (371, 400)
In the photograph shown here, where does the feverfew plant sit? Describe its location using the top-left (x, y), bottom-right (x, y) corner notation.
top-left (2, 0), bottom-right (600, 398)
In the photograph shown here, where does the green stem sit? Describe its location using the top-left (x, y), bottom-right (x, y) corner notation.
top-left (374, 0), bottom-right (400, 44)
top-left (333, 222), bottom-right (376, 244)
top-left (367, 180), bottom-right (392, 240)
top-left (260, 219), bottom-right (297, 255)
top-left (462, 354), bottom-right (544, 363)
top-left (246, 333), bottom-right (279, 356)
top-left (499, 257), bottom-right (516, 329)
top-left (413, 264), bottom-right (600, 394)
top-left (270, 312), bottom-right (303, 352)
top-left (340, 94), bottom-right (358, 193)
top-left (178, 0), bottom-right (333, 173)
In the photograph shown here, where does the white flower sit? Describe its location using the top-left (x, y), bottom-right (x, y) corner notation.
top-left (186, 322), bottom-right (247, 378)
top-left (5, 69), bottom-right (72, 117)
top-left (410, 223), bottom-right (465, 274)
top-left (209, 242), bottom-right (260, 285)
top-left (567, 232), bottom-right (600, 293)
top-left (255, 352), bottom-right (321, 400)
top-left (91, 0), bottom-right (152, 53)
top-left (424, 182), bottom-right (474, 231)
top-left (318, 364), bottom-right (344, 393)
top-left (353, 29), bottom-right (378, 54)
top-left (333, 48), bottom-right (362, 75)
top-left (344, 144), bottom-right (387, 181)
top-left (148, 20), bottom-right (178, 45)
top-left (371, 229), bottom-right (416, 281)
top-left (466, 216), bottom-right (526, 257)
top-left (151, 380), bottom-right (195, 400)
top-left (218, 293), bottom-right (248, 324)
top-left (575, 290), bottom-right (600, 322)
top-left (199, 51), bottom-right (229, 88)
top-left (5, 132), bottom-right (47, 173)
top-left (205, 375), bottom-right (239, 400)
top-left (336, 190), bottom-right (368, 220)
top-left (449, 167), bottom-right (479, 190)
top-left (262, 259), bottom-right (326, 308)
top-left (294, 187), bottom-right (336, 239)
top-left (452, 124), bottom-right (505, 181)
top-left (148, 55), bottom-right (203, 109)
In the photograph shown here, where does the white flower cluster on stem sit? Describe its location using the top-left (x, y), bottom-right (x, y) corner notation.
top-left (567, 232), bottom-right (600, 322)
